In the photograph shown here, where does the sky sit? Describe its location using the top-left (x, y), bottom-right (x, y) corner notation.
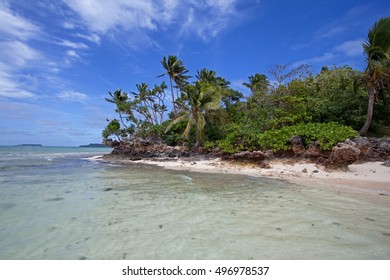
top-left (0, 0), bottom-right (389, 146)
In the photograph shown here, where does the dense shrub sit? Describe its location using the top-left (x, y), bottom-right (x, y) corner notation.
top-left (257, 122), bottom-right (358, 151)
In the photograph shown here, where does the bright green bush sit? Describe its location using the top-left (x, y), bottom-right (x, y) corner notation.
top-left (257, 122), bottom-right (358, 151)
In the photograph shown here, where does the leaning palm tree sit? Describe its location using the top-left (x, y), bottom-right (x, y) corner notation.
top-left (159, 55), bottom-right (190, 117)
top-left (165, 82), bottom-right (222, 148)
top-left (105, 89), bottom-right (130, 128)
top-left (359, 17), bottom-right (390, 135)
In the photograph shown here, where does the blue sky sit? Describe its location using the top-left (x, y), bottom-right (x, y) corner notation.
top-left (0, 0), bottom-right (389, 146)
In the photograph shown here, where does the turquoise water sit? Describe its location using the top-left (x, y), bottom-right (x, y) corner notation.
top-left (0, 146), bottom-right (389, 259)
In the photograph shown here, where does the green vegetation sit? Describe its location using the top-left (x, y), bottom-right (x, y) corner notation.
top-left (103, 17), bottom-right (390, 153)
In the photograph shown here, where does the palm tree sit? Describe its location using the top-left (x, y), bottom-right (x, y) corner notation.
top-left (196, 68), bottom-right (230, 88)
top-left (165, 82), bottom-right (222, 148)
top-left (159, 55), bottom-right (190, 117)
top-left (105, 89), bottom-right (131, 128)
top-left (359, 17), bottom-right (390, 135)
top-left (243, 73), bottom-right (270, 96)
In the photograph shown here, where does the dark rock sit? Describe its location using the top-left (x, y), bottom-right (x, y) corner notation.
top-left (259, 160), bottom-right (271, 169)
top-left (104, 139), bottom-right (120, 147)
top-left (304, 141), bottom-right (321, 158)
top-left (328, 142), bottom-right (361, 166)
top-left (231, 150), bottom-right (267, 161)
top-left (290, 136), bottom-right (305, 155)
top-left (382, 160), bottom-right (390, 167)
top-left (356, 137), bottom-right (390, 160)
top-left (352, 137), bottom-right (371, 156)
top-left (110, 137), bottom-right (190, 159)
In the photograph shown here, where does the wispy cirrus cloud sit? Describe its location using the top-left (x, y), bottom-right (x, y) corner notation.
top-left (0, 1), bottom-right (97, 100)
top-left (292, 52), bottom-right (336, 68)
top-left (59, 39), bottom-right (89, 49)
top-left (57, 91), bottom-right (89, 103)
top-left (0, 40), bottom-right (42, 98)
top-left (0, 1), bottom-right (40, 40)
top-left (62, 0), bottom-right (243, 42)
top-left (333, 39), bottom-right (364, 57)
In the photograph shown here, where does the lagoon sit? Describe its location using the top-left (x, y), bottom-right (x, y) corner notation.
top-left (0, 146), bottom-right (389, 259)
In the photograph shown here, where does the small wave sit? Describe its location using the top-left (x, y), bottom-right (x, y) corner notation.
top-left (176, 174), bottom-right (193, 182)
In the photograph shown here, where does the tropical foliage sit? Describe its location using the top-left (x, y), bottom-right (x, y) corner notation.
top-left (103, 17), bottom-right (390, 153)
top-left (359, 17), bottom-right (390, 135)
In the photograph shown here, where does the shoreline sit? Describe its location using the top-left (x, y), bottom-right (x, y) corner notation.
top-left (98, 155), bottom-right (390, 197)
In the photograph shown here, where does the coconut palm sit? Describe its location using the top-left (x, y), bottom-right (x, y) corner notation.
top-left (165, 82), bottom-right (222, 148)
top-left (196, 68), bottom-right (230, 88)
top-left (159, 55), bottom-right (190, 117)
top-left (359, 17), bottom-right (390, 135)
top-left (243, 73), bottom-right (270, 96)
top-left (105, 89), bottom-right (131, 128)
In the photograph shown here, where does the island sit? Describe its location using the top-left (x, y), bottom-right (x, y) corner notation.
top-left (79, 143), bottom-right (108, 148)
top-left (14, 144), bottom-right (43, 147)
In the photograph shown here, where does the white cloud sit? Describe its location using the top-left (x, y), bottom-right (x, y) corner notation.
top-left (75, 33), bottom-right (101, 44)
top-left (334, 39), bottom-right (364, 57)
top-left (0, 41), bottom-right (41, 68)
top-left (0, 72), bottom-right (36, 98)
top-left (59, 40), bottom-right (89, 49)
top-left (0, 41), bottom-right (41, 98)
top-left (63, 21), bottom-right (76, 29)
top-left (315, 26), bottom-right (345, 39)
top-left (63, 0), bottom-right (159, 33)
top-left (57, 91), bottom-right (89, 102)
top-left (66, 49), bottom-right (79, 57)
top-left (63, 0), bottom-right (241, 41)
top-left (0, 1), bottom-right (40, 40)
top-left (292, 52), bottom-right (336, 68)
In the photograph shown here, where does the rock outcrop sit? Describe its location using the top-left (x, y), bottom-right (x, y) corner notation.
top-left (106, 137), bottom-right (190, 160)
top-left (290, 136), bottom-right (305, 155)
top-left (105, 136), bottom-right (390, 167)
top-left (327, 142), bottom-right (361, 167)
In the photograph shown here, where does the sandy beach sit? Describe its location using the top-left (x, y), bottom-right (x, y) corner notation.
top-left (114, 157), bottom-right (390, 197)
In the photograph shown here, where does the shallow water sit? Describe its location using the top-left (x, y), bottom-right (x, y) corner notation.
top-left (0, 146), bottom-right (389, 259)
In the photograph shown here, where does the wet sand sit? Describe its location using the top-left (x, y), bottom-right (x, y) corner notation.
top-left (99, 156), bottom-right (390, 197)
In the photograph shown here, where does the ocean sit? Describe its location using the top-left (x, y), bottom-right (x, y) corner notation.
top-left (0, 146), bottom-right (389, 259)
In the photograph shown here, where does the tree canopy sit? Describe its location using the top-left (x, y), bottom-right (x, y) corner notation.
top-left (103, 17), bottom-right (390, 152)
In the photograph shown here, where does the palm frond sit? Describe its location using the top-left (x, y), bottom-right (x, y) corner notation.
top-left (164, 114), bottom-right (189, 133)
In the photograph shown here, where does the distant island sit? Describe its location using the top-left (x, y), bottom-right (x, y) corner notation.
top-left (15, 144), bottom-right (43, 147)
top-left (79, 143), bottom-right (108, 148)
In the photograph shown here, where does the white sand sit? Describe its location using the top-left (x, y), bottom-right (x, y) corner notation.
top-left (131, 157), bottom-right (390, 195)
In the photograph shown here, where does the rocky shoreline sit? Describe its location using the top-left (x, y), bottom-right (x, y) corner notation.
top-left (104, 136), bottom-right (390, 168)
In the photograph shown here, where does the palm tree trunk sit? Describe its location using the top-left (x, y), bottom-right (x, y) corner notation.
top-left (359, 87), bottom-right (376, 136)
top-left (169, 77), bottom-right (177, 117)
top-left (118, 112), bottom-right (128, 129)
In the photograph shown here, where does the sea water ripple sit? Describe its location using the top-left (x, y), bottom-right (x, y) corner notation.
top-left (0, 146), bottom-right (389, 259)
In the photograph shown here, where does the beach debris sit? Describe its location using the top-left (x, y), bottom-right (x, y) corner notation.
top-left (159, 224), bottom-right (163, 229)
top-left (302, 168), bottom-right (308, 173)
top-left (312, 169), bottom-right (319, 173)
top-left (104, 187), bottom-right (113, 191)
